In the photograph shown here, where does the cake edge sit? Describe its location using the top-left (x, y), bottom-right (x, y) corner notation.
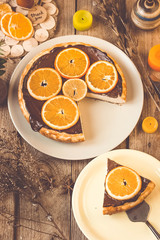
top-left (103, 181), bottom-right (155, 215)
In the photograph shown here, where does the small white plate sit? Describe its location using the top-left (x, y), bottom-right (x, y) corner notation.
top-left (8, 35), bottom-right (143, 160)
top-left (72, 149), bottom-right (160, 240)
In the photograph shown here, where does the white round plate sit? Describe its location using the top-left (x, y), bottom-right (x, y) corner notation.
top-left (8, 35), bottom-right (143, 160)
top-left (72, 149), bottom-right (160, 240)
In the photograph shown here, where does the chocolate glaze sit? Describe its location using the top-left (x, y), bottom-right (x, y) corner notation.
top-left (22, 44), bottom-right (123, 133)
top-left (103, 159), bottom-right (150, 207)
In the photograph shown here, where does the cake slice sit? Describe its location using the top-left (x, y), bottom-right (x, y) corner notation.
top-left (103, 159), bottom-right (155, 215)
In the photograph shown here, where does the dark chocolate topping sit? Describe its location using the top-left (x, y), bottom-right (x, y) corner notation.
top-left (103, 159), bottom-right (150, 207)
top-left (22, 44), bottom-right (123, 133)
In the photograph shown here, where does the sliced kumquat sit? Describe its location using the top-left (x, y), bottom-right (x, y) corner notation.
top-left (105, 166), bottom-right (142, 200)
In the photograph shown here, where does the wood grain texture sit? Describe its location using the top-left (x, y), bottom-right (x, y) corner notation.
top-left (56, 0), bottom-right (75, 36)
top-left (0, 195), bottom-right (14, 240)
top-left (0, 0), bottom-right (159, 240)
top-left (126, 1), bottom-right (160, 160)
top-left (16, 0), bottom-right (76, 239)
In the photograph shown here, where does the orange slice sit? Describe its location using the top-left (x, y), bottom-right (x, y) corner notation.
top-left (0, 3), bottom-right (12, 22)
top-left (54, 48), bottom-right (90, 79)
top-left (142, 116), bottom-right (158, 133)
top-left (105, 166), bottom-right (142, 200)
top-left (41, 95), bottom-right (80, 130)
top-left (8, 13), bottom-right (33, 41)
top-left (85, 60), bottom-right (118, 93)
top-left (1, 12), bottom-right (13, 37)
top-left (62, 78), bottom-right (88, 101)
top-left (27, 68), bottom-right (62, 100)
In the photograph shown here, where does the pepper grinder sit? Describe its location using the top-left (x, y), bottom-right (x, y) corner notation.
top-left (131, 0), bottom-right (160, 29)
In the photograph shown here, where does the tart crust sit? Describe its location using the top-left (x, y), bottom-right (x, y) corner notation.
top-left (103, 181), bottom-right (155, 215)
top-left (18, 42), bottom-right (127, 143)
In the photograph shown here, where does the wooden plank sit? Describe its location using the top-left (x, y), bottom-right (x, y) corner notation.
top-left (0, 195), bottom-right (14, 240)
top-left (126, 1), bottom-right (160, 160)
top-left (17, 155), bottom-right (72, 240)
top-left (16, 130), bottom-right (73, 239)
top-left (16, 0), bottom-right (76, 239)
top-left (55, 0), bottom-right (76, 36)
top-left (0, 58), bottom-right (22, 240)
top-left (125, 2), bottom-right (160, 111)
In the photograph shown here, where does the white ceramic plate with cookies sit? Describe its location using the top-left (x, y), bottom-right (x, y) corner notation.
top-left (72, 149), bottom-right (160, 240)
top-left (8, 35), bottom-right (143, 160)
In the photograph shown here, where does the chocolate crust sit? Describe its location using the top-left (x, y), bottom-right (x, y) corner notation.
top-left (103, 181), bottom-right (155, 215)
top-left (18, 42), bottom-right (126, 143)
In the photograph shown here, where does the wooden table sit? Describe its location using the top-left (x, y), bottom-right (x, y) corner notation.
top-left (0, 0), bottom-right (159, 239)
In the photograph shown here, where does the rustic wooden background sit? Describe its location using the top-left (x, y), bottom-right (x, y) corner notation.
top-left (0, 0), bottom-right (159, 239)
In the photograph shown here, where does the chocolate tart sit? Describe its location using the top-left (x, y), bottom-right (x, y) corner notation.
top-left (103, 159), bottom-right (155, 215)
top-left (18, 42), bottom-right (127, 143)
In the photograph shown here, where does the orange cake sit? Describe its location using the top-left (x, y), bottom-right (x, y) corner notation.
top-left (103, 159), bottom-right (155, 215)
top-left (18, 42), bottom-right (127, 143)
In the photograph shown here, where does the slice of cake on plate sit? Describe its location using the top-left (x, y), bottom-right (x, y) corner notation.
top-left (103, 158), bottom-right (155, 215)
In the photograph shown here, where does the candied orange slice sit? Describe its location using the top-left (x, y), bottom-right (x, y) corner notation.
top-left (8, 13), bottom-right (33, 41)
top-left (27, 68), bottom-right (62, 100)
top-left (54, 48), bottom-right (90, 79)
top-left (85, 60), bottom-right (118, 93)
top-left (105, 166), bottom-right (142, 200)
top-left (41, 95), bottom-right (80, 130)
top-left (62, 78), bottom-right (87, 101)
top-left (0, 3), bottom-right (12, 22)
top-left (1, 12), bottom-right (13, 37)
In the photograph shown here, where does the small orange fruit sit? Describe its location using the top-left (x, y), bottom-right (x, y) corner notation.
top-left (62, 78), bottom-right (88, 101)
top-left (85, 60), bottom-right (118, 93)
top-left (27, 68), bottom-right (62, 100)
top-left (105, 166), bottom-right (142, 200)
top-left (41, 95), bottom-right (80, 130)
top-left (148, 44), bottom-right (160, 71)
top-left (1, 12), bottom-right (13, 37)
top-left (142, 116), bottom-right (158, 133)
top-left (54, 48), bottom-right (90, 79)
top-left (0, 3), bottom-right (12, 22)
top-left (8, 13), bottom-right (33, 41)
